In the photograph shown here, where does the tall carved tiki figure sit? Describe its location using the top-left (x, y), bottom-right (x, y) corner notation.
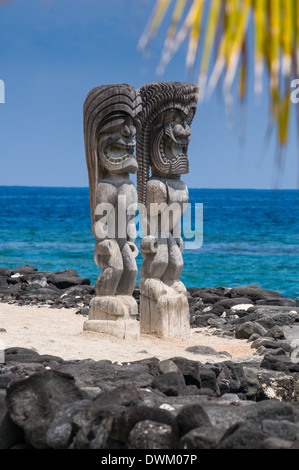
top-left (137, 82), bottom-right (199, 339)
top-left (83, 84), bottom-right (142, 340)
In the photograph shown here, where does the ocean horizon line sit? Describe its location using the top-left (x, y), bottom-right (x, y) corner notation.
top-left (0, 185), bottom-right (298, 191)
top-left (1, 186), bottom-right (297, 298)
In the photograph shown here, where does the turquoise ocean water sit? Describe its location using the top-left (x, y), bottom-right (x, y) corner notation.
top-left (0, 186), bottom-right (298, 299)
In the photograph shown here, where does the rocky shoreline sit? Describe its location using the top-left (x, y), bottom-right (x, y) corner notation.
top-left (0, 265), bottom-right (299, 449)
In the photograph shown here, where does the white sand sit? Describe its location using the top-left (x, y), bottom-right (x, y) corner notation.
top-left (0, 303), bottom-right (254, 363)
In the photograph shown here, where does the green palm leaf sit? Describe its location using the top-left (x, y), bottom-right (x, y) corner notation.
top-left (139, 0), bottom-right (299, 149)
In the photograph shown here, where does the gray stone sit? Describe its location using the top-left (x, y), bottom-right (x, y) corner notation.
top-left (56, 360), bottom-right (154, 389)
top-left (70, 404), bottom-right (125, 449)
top-left (110, 405), bottom-right (174, 444)
top-left (203, 399), bottom-right (296, 431)
top-left (243, 367), bottom-right (260, 400)
top-left (216, 422), bottom-right (268, 449)
top-left (261, 419), bottom-right (297, 441)
top-left (4, 347), bottom-right (63, 365)
top-left (198, 367), bottom-right (219, 395)
top-left (127, 420), bottom-right (173, 449)
top-left (256, 298), bottom-right (297, 307)
top-left (179, 426), bottom-right (223, 449)
top-left (235, 322), bottom-right (268, 339)
top-left (216, 298), bottom-right (254, 309)
top-left (253, 310), bottom-right (299, 329)
top-left (137, 388), bottom-right (172, 408)
top-left (251, 337), bottom-right (292, 352)
top-left (282, 325), bottom-right (299, 343)
top-left (216, 362), bottom-right (245, 395)
top-left (256, 369), bottom-right (299, 401)
top-left (6, 370), bottom-right (83, 448)
top-left (88, 416), bottom-right (116, 449)
top-left (1, 363), bottom-right (46, 383)
top-left (12, 265), bottom-right (38, 275)
top-left (0, 389), bottom-right (23, 449)
top-left (152, 372), bottom-right (186, 396)
top-left (0, 278), bottom-right (8, 289)
top-left (260, 354), bottom-right (291, 373)
top-left (216, 393), bottom-right (245, 404)
top-left (207, 317), bottom-right (227, 328)
top-left (92, 383), bottom-right (142, 407)
top-left (158, 359), bottom-right (179, 375)
top-left (258, 346), bottom-right (288, 357)
top-left (47, 273), bottom-right (91, 289)
top-left (170, 357), bottom-right (201, 387)
top-left (185, 345), bottom-right (231, 358)
top-left (228, 285), bottom-right (283, 301)
top-left (247, 333), bottom-right (261, 342)
top-left (46, 400), bottom-right (91, 449)
top-left (262, 437), bottom-right (293, 449)
top-left (264, 325), bottom-right (285, 340)
top-left (79, 387), bottom-right (102, 400)
top-left (0, 267), bottom-right (12, 276)
top-left (171, 404), bottom-right (212, 442)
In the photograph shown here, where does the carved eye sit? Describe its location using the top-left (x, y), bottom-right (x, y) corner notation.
top-left (121, 117), bottom-right (137, 137)
top-left (152, 114), bottom-right (165, 127)
top-left (122, 124), bottom-right (131, 137)
top-left (134, 117), bottom-right (141, 133)
top-left (186, 109), bottom-right (195, 124)
top-left (166, 109), bottom-right (180, 122)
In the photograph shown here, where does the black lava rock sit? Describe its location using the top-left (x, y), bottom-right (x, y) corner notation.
top-left (228, 285), bottom-right (283, 301)
top-left (170, 357), bottom-right (202, 388)
top-left (0, 347), bottom-right (298, 449)
top-left (171, 404), bottom-right (212, 443)
top-left (6, 369), bottom-right (84, 448)
top-left (151, 372), bottom-right (186, 396)
top-left (235, 322), bottom-right (268, 339)
top-left (216, 422), bottom-right (268, 449)
top-left (127, 420), bottom-right (173, 449)
top-left (110, 405), bottom-right (174, 445)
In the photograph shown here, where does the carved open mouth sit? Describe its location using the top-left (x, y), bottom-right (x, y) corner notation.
top-left (159, 137), bottom-right (188, 164)
top-left (104, 140), bottom-right (135, 163)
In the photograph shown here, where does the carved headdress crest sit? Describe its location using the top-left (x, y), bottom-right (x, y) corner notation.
top-left (83, 84), bottom-right (142, 227)
top-left (136, 82), bottom-right (199, 206)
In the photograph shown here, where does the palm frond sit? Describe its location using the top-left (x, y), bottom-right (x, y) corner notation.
top-left (139, 0), bottom-right (299, 149)
top-left (198, 0), bottom-right (221, 101)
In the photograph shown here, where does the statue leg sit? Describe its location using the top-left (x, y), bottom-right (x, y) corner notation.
top-left (115, 241), bottom-right (138, 296)
top-left (94, 239), bottom-right (123, 296)
top-left (139, 236), bottom-right (189, 339)
top-left (84, 239), bottom-right (140, 340)
top-left (162, 236), bottom-right (187, 294)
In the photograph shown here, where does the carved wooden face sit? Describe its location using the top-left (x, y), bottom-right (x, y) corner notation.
top-left (97, 113), bottom-right (139, 175)
top-left (150, 107), bottom-right (195, 176)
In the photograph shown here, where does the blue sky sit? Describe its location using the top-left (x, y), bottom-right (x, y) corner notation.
top-left (0, 0), bottom-right (298, 189)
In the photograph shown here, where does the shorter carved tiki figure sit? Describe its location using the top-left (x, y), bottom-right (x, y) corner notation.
top-left (83, 84), bottom-right (142, 340)
top-left (137, 82), bottom-right (199, 338)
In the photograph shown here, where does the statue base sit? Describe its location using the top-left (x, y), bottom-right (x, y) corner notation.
top-left (139, 279), bottom-right (190, 339)
top-left (83, 295), bottom-right (140, 341)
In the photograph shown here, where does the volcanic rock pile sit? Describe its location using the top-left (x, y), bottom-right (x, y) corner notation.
top-left (0, 348), bottom-right (298, 449)
top-left (0, 265), bottom-right (298, 449)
